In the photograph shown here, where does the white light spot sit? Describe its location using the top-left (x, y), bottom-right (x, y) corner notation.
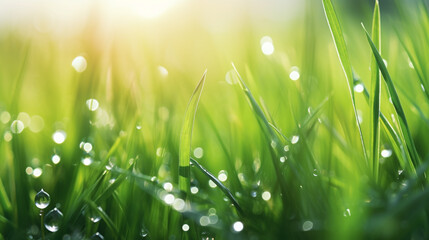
top-left (383, 59), bottom-right (388, 67)
top-left (262, 191), bottom-right (271, 201)
top-left (233, 221), bottom-right (244, 232)
top-left (52, 154), bottom-right (61, 164)
top-left (190, 186), bottom-right (199, 194)
top-left (182, 224), bottom-right (190, 232)
top-left (218, 170), bottom-right (228, 182)
top-left (284, 145), bottom-right (289, 152)
top-left (289, 70), bottom-right (300, 81)
top-left (193, 147), bottom-right (203, 159)
top-left (381, 149), bottom-right (392, 158)
top-left (173, 198), bottom-right (185, 211)
top-left (164, 194), bottom-right (175, 205)
top-left (29, 115), bottom-right (44, 133)
top-left (208, 180), bottom-right (217, 188)
top-left (72, 56), bottom-right (87, 72)
top-left (156, 147), bottom-right (165, 157)
top-left (163, 182), bottom-right (173, 192)
top-left (158, 66), bottom-right (168, 77)
top-left (11, 120), bottom-right (25, 134)
top-left (33, 168), bottom-right (43, 178)
top-left (199, 216), bottom-right (210, 226)
top-left (52, 130), bottom-right (66, 144)
top-left (86, 99), bottom-right (99, 111)
top-left (0, 111), bottom-right (11, 124)
top-left (83, 142), bottom-right (93, 153)
top-left (225, 70), bottom-right (238, 85)
top-left (25, 167), bottom-right (33, 175)
top-left (354, 83), bottom-right (364, 93)
top-left (291, 135), bottom-right (299, 144)
top-left (82, 157), bottom-right (93, 166)
top-left (260, 36), bottom-right (274, 55)
top-left (4, 131), bottom-right (12, 142)
top-left (302, 221), bottom-right (313, 231)
top-left (409, 60), bottom-right (414, 69)
top-left (280, 156), bottom-right (286, 163)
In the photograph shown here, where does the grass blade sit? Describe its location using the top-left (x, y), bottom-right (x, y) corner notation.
top-left (363, 24), bottom-right (421, 171)
top-left (178, 70), bottom-right (207, 196)
top-left (369, 0), bottom-right (381, 181)
top-left (322, 0), bottom-right (368, 164)
top-left (190, 158), bottom-right (243, 216)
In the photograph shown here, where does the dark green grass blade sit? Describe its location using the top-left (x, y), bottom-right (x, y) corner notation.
top-left (190, 158), bottom-right (243, 216)
top-left (369, 0), bottom-right (381, 181)
top-left (363, 24), bottom-right (421, 171)
top-left (179, 70), bottom-right (207, 195)
top-left (322, 0), bottom-right (368, 164)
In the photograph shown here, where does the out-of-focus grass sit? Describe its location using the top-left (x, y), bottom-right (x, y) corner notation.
top-left (0, 0), bottom-right (429, 239)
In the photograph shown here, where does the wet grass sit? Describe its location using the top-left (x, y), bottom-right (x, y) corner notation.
top-left (0, 0), bottom-right (429, 239)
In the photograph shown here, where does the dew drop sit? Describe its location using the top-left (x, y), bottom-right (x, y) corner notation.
top-left (354, 83), bottom-right (364, 93)
top-left (218, 170), bottom-right (228, 182)
top-left (72, 56), bottom-right (87, 72)
top-left (232, 221), bottom-right (244, 232)
top-left (343, 208), bottom-right (351, 217)
top-left (193, 147), bottom-right (204, 159)
top-left (44, 208), bottom-right (63, 232)
top-left (35, 189), bottom-right (50, 209)
top-left (86, 99), bottom-right (99, 111)
top-left (262, 191), bottom-right (271, 201)
top-left (182, 224), bottom-right (190, 232)
top-left (52, 130), bottom-right (66, 144)
top-left (312, 169), bottom-right (319, 177)
top-left (302, 221), bottom-right (313, 231)
top-left (89, 207), bottom-right (102, 223)
top-left (11, 120), bottom-right (25, 134)
top-left (291, 135), bottom-right (299, 144)
top-left (381, 149), bottom-right (392, 158)
top-left (90, 232), bottom-right (104, 240)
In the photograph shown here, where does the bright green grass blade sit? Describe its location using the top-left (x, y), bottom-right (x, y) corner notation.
top-left (369, 0), bottom-right (381, 181)
top-left (322, 0), bottom-right (368, 164)
top-left (363, 25), bottom-right (421, 170)
top-left (0, 178), bottom-right (11, 218)
top-left (190, 158), bottom-right (243, 216)
top-left (179, 70), bottom-right (207, 195)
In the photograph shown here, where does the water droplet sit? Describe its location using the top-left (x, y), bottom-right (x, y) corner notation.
top-left (25, 167), bottom-right (33, 175)
top-left (232, 221), bottom-right (243, 232)
top-left (158, 66), bottom-right (168, 77)
top-left (343, 208), bottom-right (351, 217)
top-left (140, 228), bottom-right (148, 237)
top-left (89, 207), bottom-right (102, 223)
top-left (182, 224), bottom-right (190, 232)
top-left (173, 198), bottom-right (186, 211)
top-left (218, 170), bottom-right (228, 182)
top-left (52, 154), bottom-right (61, 164)
top-left (86, 99), bottom-right (99, 111)
top-left (280, 156), bottom-right (287, 163)
top-left (33, 168), bottom-right (43, 178)
top-left (291, 135), bottom-right (299, 144)
top-left (11, 120), bottom-right (25, 134)
top-left (381, 149), bottom-right (392, 158)
top-left (191, 186), bottom-right (199, 194)
top-left (302, 221), bottom-right (313, 231)
top-left (260, 36), bottom-right (274, 55)
top-left (284, 145), bottom-right (289, 152)
top-left (35, 189), bottom-right (50, 209)
top-left (44, 208), bottom-right (63, 232)
top-left (289, 67), bottom-right (300, 81)
top-left (193, 147), bottom-right (204, 159)
top-left (225, 70), bottom-right (239, 85)
top-left (312, 169), bottom-right (318, 177)
top-left (208, 180), bottom-right (217, 188)
top-left (81, 157), bottom-right (93, 166)
top-left (90, 232), bottom-right (104, 240)
top-left (398, 169), bottom-right (404, 175)
top-left (52, 130), bottom-right (66, 144)
top-left (409, 60), bottom-right (414, 69)
top-left (262, 191), bottom-right (271, 201)
top-left (354, 83), bottom-right (364, 93)
top-left (163, 182), bottom-right (173, 192)
top-left (250, 191), bottom-right (257, 198)
top-left (164, 194), bottom-right (175, 205)
top-left (421, 84), bottom-right (426, 92)
top-left (72, 56), bottom-right (87, 72)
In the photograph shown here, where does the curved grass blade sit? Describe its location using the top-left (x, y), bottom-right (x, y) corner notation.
top-left (369, 0), bottom-right (381, 181)
top-left (322, 0), bottom-right (368, 164)
top-left (190, 158), bottom-right (243, 216)
top-left (363, 24), bottom-right (421, 170)
top-left (179, 70), bottom-right (207, 196)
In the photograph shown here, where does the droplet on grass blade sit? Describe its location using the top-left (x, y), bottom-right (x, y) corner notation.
top-left (302, 221), bottom-right (313, 231)
top-left (218, 170), bottom-right (228, 182)
top-left (291, 135), bottom-right (299, 144)
top-left (381, 149), bottom-right (392, 158)
top-left (72, 56), bottom-right (87, 72)
top-left (44, 208), bottom-right (63, 232)
top-left (33, 168), bottom-right (43, 178)
top-left (289, 67), bottom-right (300, 81)
top-left (35, 189), bottom-right (50, 209)
top-left (11, 120), bottom-right (24, 134)
top-left (182, 224), bottom-right (190, 232)
top-left (90, 232), bottom-right (104, 240)
top-left (262, 191), bottom-right (271, 201)
top-left (354, 83), bottom-right (364, 93)
top-left (86, 99), bottom-right (99, 111)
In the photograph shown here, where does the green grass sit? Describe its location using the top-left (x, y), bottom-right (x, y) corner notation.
top-left (1, 0), bottom-right (429, 239)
